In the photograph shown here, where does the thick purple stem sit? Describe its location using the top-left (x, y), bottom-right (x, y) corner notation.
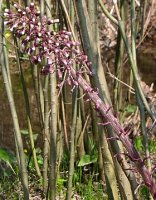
top-left (70, 67), bottom-right (156, 198)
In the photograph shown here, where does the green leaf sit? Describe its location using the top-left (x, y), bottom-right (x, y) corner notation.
top-left (0, 148), bottom-right (16, 174)
top-left (135, 137), bottom-right (143, 151)
top-left (149, 140), bottom-right (156, 153)
top-left (78, 154), bottom-right (97, 167)
top-left (20, 129), bottom-right (29, 135)
top-left (57, 178), bottom-right (67, 184)
top-left (37, 155), bottom-right (43, 165)
top-left (20, 129), bottom-right (38, 140)
top-left (4, 30), bottom-right (12, 39)
top-left (124, 104), bottom-right (137, 114)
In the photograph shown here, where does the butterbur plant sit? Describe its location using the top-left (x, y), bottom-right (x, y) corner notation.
top-left (4, 3), bottom-right (156, 198)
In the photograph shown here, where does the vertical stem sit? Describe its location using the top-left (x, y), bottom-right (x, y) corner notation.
top-left (76, 99), bottom-right (85, 159)
top-left (49, 72), bottom-right (57, 200)
top-left (0, 10), bottom-right (29, 200)
top-left (39, 0), bottom-right (50, 193)
top-left (136, 92), bottom-right (152, 170)
top-left (131, 0), bottom-right (137, 63)
top-left (43, 75), bottom-right (50, 193)
top-left (45, 1), bottom-right (58, 199)
top-left (113, 0), bottom-right (126, 112)
top-left (31, 65), bottom-right (44, 128)
top-left (66, 89), bottom-right (78, 200)
top-left (14, 40), bottom-right (41, 178)
top-left (40, 0), bottom-right (45, 16)
top-left (100, 132), bottom-right (119, 200)
top-left (136, 91), bottom-right (153, 200)
top-left (61, 95), bottom-right (69, 150)
top-left (113, 32), bottom-right (124, 111)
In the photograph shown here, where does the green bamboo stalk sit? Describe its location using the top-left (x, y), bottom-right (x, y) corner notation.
top-left (131, 0), bottom-right (137, 63)
top-left (140, 0), bottom-right (147, 38)
top-left (66, 89), bottom-right (78, 200)
top-left (136, 91), bottom-right (153, 200)
top-left (56, 111), bottom-right (64, 172)
top-left (43, 75), bottom-right (50, 193)
top-left (40, 0), bottom-right (45, 16)
top-left (39, 73), bottom-right (45, 122)
top-left (3, 33), bottom-right (11, 88)
top-left (100, 130), bottom-right (119, 200)
top-left (0, 8), bottom-right (29, 200)
top-left (49, 72), bottom-right (57, 200)
top-left (14, 40), bottom-right (41, 178)
top-left (128, 69), bottom-right (134, 102)
top-left (31, 65), bottom-right (44, 128)
top-left (114, 33), bottom-right (124, 112)
top-left (14, 131), bottom-right (21, 175)
top-left (45, 1), bottom-right (57, 199)
top-left (76, 106), bottom-right (86, 158)
top-left (4, 0), bottom-right (12, 88)
top-left (69, 0), bottom-right (74, 24)
top-left (40, 0), bottom-right (50, 196)
top-left (61, 95), bottom-right (69, 150)
top-left (97, 145), bottom-right (105, 183)
top-left (113, 0), bottom-right (126, 112)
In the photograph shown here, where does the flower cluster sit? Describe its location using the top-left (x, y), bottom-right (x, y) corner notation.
top-left (4, 3), bottom-right (92, 87)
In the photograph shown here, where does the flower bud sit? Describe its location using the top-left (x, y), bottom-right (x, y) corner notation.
top-left (4, 8), bottom-right (10, 13)
top-left (13, 4), bottom-right (18, 8)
